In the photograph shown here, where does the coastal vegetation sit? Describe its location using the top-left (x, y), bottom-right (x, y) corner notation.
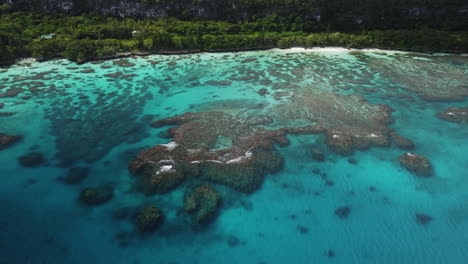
top-left (0, 9), bottom-right (467, 64)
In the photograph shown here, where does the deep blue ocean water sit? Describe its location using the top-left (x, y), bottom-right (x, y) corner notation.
top-left (0, 48), bottom-right (467, 264)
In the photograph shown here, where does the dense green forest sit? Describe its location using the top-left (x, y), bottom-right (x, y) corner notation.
top-left (0, 0), bottom-right (467, 64)
top-left (2, 0), bottom-right (468, 31)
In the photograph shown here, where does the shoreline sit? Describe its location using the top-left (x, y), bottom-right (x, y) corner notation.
top-left (4, 46), bottom-right (467, 68)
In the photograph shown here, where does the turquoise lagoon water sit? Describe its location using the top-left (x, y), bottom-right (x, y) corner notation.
top-left (0, 48), bottom-right (467, 264)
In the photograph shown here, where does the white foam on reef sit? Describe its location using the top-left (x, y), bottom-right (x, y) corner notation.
top-left (226, 151), bottom-right (253, 164)
top-left (368, 133), bottom-right (380, 138)
top-left (189, 152), bottom-right (253, 165)
top-left (156, 165), bottom-right (174, 175)
top-left (160, 141), bottom-right (178, 151)
top-left (275, 47), bottom-right (351, 53)
top-left (406, 152), bottom-right (416, 157)
top-left (207, 160), bottom-right (223, 164)
top-left (16, 57), bottom-right (37, 64)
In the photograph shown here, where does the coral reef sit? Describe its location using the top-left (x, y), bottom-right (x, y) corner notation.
top-left (45, 82), bottom-right (151, 166)
top-left (184, 184), bottom-right (221, 228)
top-left (437, 107), bottom-right (468, 124)
top-left (399, 153), bottom-right (433, 177)
top-left (131, 111), bottom-right (286, 193)
top-left (135, 161), bottom-right (185, 195)
top-left (0, 133), bottom-right (21, 151)
top-left (369, 54), bottom-right (468, 102)
top-left (272, 91), bottom-right (394, 155)
top-left (132, 90), bottom-right (403, 197)
top-left (17, 152), bottom-right (45, 167)
top-left (79, 184), bottom-right (114, 205)
top-left (134, 206), bottom-right (164, 233)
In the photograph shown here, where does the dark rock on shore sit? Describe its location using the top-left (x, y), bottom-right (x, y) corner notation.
top-left (184, 184), bottom-right (222, 228)
top-left (79, 184), bottom-right (114, 205)
top-left (134, 206), bottom-right (164, 233)
top-left (0, 133), bottom-right (21, 150)
top-left (399, 153), bottom-right (433, 177)
top-left (17, 152), bottom-right (45, 167)
top-left (437, 107), bottom-right (468, 123)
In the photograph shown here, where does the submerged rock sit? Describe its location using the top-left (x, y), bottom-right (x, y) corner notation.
top-left (241, 58), bottom-right (256, 63)
top-left (311, 148), bottom-right (326, 162)
top-left (335, 205), bottom-right (352, 219)
top-left (416, 213), bottom-right (432, 226)
top-left (205, 80), bottom-right (232, 86)
top-left (80, 69), bottom-right (95, 73)
top-left (399, 153), bottom-right (433, 177)
top-left (79, 184), bottom-right (114, 205)
top-left (0, 133), bottom-right (21, 150)
top-left (103, 72), bottom-right (123, 78)
top-left (227, 235), bottom-right (241, 247)
top-left (184, 184), bottom-right (221, 228)
top-left (0, 87), bottom-right (24, 98)
top-left (297, 225), bottom-right (309, 234)
top-left (437, 107), bottom-right (468, 123)
top-left (390, 132), bottom-right (415, 150)
top-left (134, 206), bottom-right (164, 233)
top-left (113, 59), bottom-right (135, 68)
top-left (0, 112), bottom-right (16, 117)
top-left (58, 167), bottom-right (90, 184)
top-left (257, 88), bottom-right (268, 96)
top-left (17, 152), bottom-right (45, 167)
